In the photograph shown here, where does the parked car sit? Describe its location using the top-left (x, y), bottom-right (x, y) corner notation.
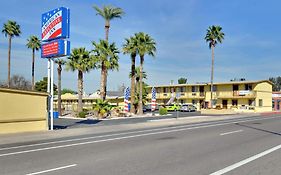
top-left (180, 104), bottom-right (197, 112)
top-left (143, 104), bottom-right (159, 112)
top-left (165, 104), bottom-right (181, 111)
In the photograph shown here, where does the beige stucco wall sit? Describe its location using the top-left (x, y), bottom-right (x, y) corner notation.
top-left (0, 88), bottom-right (48, 134)
top-left (254, 82), bottom-right (272, 112)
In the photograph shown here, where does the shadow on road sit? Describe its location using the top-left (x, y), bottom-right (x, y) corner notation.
top-left (235, 123), bottom-right (281, 136)
top-left (54, 119), bottom-right (102, 130)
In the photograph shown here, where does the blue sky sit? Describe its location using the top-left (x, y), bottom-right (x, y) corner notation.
top-left (0, 0), bottom-right (281, 93)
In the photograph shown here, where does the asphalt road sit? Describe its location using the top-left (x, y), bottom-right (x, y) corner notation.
top-left (1, 115), bottom-right (281, 175)
top-left (54, 111), bottom-right (202, 129)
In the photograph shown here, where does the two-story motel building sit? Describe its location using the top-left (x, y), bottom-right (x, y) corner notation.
top-left (147, 80), bottom-right (272, 112)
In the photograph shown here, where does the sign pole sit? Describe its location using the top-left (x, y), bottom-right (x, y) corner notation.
top-left (47, 58), bottom-right (51, 130)
top-left (50, 59), bottom-right (54, 130)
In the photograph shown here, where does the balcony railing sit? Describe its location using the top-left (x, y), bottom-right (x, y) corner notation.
top-left (216, 90), bottom-right (256, 98)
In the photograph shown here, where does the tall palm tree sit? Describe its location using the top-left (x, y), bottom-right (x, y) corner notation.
top-left (2, 20), bottom-right (21, 88)
top-left (93, 4), bottom-right (124, 100)
top-left (55, 59), bottom-right (66, 116)
top-left (66, 48), bottom-right (95, 112)
top-left (204, 25), bottom-right (225, 107)
top-left (135, 32), bottom-right (156, 115)
top-left (93, 5), bottom-right (124, 41)
top-left (123, 36), bottom-right (138, 113)
top-left (26, 35), bottom-right (41, 90)
top-left (129, 67), bottom-right (147, 94)
top-left (92, 39), bottom-right (119, 101)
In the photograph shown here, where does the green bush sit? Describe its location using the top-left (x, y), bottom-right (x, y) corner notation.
top-left (159, 107), bottom-right (168, 115)
top-left (78, 111), bottom-right (87, 118)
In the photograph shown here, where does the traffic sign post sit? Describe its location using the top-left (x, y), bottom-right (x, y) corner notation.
top-left (41, 7), bottom-right (70, 130)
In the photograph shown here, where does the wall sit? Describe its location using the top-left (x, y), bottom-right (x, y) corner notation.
top-left (0, 88), bottom-right (48, 134)
top-left (254, 82), bottom-right (272, 112)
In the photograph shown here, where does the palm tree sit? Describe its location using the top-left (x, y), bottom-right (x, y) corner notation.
top-left (130, 66), bottom-right (147, 95)
top-left (2, 20), bottom-right (21, 88)
top-left (135, 32), bottom-right (156, 115)
top-left (93, 5), bottom-right (124, 100)
top-left (55, 59), bottom-right (66, 116)
top-left (26, 35), bottom-right (41, 90)
top-left (92, 39), bottom-right (119, 101)
top-left (66, 48), bottom-right (95, 112)
top-left (123, 36), bottom-right (138, 113)
top-left (93, 5), bottom-right (124, 41)
top-left (129, 67), bottom-right (147, 113)
top-left (204, 25), bottom-right (225, 107)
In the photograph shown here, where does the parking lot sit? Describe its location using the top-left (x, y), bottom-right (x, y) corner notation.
top-left (54, 111), bottom-right (202, 129)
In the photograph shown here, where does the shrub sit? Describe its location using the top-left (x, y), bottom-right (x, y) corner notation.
top-left (93, 99), bottom-right (112, 118)
top-left (78, 111), bottom-right (87, 118)
top-left (159, 107), bottom-right (168, 115)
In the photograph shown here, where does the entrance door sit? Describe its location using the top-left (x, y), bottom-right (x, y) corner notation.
top-left (222, 100), bottom-right (228, 109)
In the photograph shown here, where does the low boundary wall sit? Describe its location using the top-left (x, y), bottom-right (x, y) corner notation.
top-left (0, 88), bottom-right (48, 134)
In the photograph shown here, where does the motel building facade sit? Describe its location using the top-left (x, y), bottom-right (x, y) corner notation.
top-left (147, 80), bottom-right (273, 113)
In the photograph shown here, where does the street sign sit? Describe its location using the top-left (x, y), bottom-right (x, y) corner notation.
top-left (41, 39), bottom-right (70, 58)
top-left (41, 7), bottom-right (70, 131)
top-left (41, 7), bottom-right (70, 41)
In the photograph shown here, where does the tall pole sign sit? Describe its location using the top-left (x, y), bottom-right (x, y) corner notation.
top-left (41, 7), bottom-right (70, 130)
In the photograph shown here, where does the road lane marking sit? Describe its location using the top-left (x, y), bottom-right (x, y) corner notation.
top-left (209, 144), bottom-right (281, 175)
top-left (26, 164), bottom-right (77, 175)
top-left (0, 116), bottom-right (278, 152)
top-left (0, 116), bottom-right (279, 157)
top-left (220, 130), bottom-right (243, 136)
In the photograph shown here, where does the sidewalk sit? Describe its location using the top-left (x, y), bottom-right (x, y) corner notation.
top-left (0, 113), bottom-right (271, 146)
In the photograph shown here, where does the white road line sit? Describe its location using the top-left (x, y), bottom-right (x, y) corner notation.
top-left (209, 144), bottom-right (281, 175)
top-left (0, 116), bottom-right (279, 157)
top-left (0, 116), bottom-right (278, 152)
top-left (220, 130), bottom-right (243, 136)
top-left (26, 164), bottom-right (77, 175)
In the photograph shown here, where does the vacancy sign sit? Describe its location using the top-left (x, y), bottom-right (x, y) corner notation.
top-left (41, 40), bottom-right (70, 58)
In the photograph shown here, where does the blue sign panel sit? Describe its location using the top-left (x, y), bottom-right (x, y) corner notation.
top-left (41, 7), bottom-right (70, 42)
top-left (41, 40), bottom-right (70, 58)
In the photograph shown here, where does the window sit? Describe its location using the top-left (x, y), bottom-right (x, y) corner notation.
top-left (180, 87), bottom-right (186, 92)
top-left (213, 85), bottom-right (217, 92)
top-left (259, 99), bottom-right (263, 107)
top-left (245, 84), bottom-right (252, 90)
top-left (180, 100), bottom-right (184, 104)
top-left (163, 87), bottom-right (167, 93)
top-left (156, 88), bottom-right (160, 93)
top-left (192, 100), bottom-right (197, 105)
top-left (192, 86), bottom-right (197, 92)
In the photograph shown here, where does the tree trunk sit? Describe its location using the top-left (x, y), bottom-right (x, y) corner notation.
top-left (78, 70), bottom-right (83, 112)
top-left (210, 44), bottom-right (214, 108)
top-left (105, 21), bottom-right (110, 41)
top-left (100, 62), bottom-right (107, 101)
top-left (138, 56), bottom-right (144, 115)
top-left (31, 48), bottom-right (35, 90)
top-left (57, 64), bottom-right (62, 116)
top-left (130, 54), bottom-right (136, 114)
top-left (7, 35), bottom-right (11, 88)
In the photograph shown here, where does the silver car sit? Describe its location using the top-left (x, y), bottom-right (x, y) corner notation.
top-left (180, 104), bottom-right (196, 112)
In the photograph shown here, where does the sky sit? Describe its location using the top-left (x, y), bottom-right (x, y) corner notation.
top-left (0, 0), bottom-right (281, 93)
